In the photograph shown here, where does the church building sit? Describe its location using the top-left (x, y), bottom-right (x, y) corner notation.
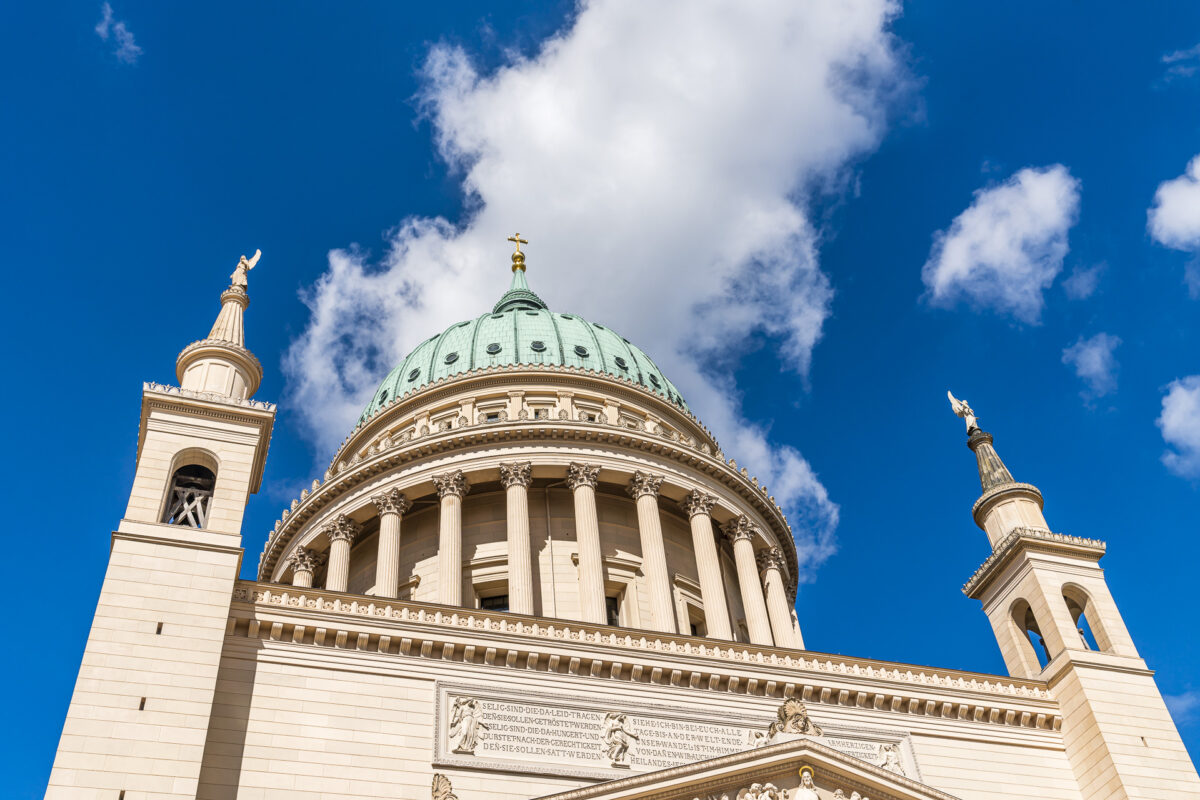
top-left (46, 242), bottom-right (1200, 799)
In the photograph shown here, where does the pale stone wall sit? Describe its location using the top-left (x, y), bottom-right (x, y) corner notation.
top-left (47, 525), bottom-right (242, 799)
top-left (196, 629), bottom-right (1084, 800)
top-left (1050, 657), bottom-right (1200, 798)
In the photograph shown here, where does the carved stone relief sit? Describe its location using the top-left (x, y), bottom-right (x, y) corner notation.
top-left (736, 782), bottom-right (786, 800)
top-left (449, 696), bottom-right (489, 754)
top-left (876, 742), bottom-right (905, 777)
top-left (766, 699), bottom-right (824, 741)
top-left (602, 712), bottom-right (640, 767)
top-left (431, 774), bottom-right (456, 800)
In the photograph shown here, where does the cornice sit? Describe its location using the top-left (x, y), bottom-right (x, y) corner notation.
top-left (139, 382), bottom-right (276, 494)
top-left (143, 382), bottom-right (276, 413)
top-left (258, 414), bottom-right (798, 594)
top-left (535, 737), bottom-right (961, 800)
top-left (230, 581), bottom-right (1062, 734)
top-left (962, 527), bottom-right (1106, 598)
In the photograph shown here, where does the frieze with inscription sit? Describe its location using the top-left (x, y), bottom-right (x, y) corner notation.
top-left (434, 685), bottom-right (921, 782)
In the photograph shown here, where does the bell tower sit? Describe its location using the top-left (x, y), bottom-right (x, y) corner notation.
top-left (951, 393), bottom-right (1199, 799)
top-left (47, 252), bottom-right (275, 799)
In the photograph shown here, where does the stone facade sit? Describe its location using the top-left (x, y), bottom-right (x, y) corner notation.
top-left (45, 254), bottom-right (1199, 799)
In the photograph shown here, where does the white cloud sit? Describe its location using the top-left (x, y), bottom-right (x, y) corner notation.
top-left (1159, 376), bottom-right (1200, 479)
top-left (1161, 43), bottom-right (1200, 84)
top-left (1061, 333), bottom-right (1121, 401)
top-left (1165, 689), bottom-right (1200, 726)
top-left (1149, 156), bottom-right (1200, 292)
top-left (95, 2), bottom-right (141, 65)
top-left (921, 165), bottom-right (1081, 323)
top-left (285, 0), bottom-right (909, 569)
top-left (1062, 263), bottom-right (1103, 300)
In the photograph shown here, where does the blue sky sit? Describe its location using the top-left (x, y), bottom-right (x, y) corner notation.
top-left (4, 1), bottom-right (1200, 793)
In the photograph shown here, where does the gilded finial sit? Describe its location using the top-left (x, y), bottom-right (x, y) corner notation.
top-left (507, 233), bottom-right (529, 272)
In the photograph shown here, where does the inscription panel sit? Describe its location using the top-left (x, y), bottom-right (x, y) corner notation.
top-left (476, 698), bottom-right (751, 770)
top-left (434, 684), bottom-right (919, 781)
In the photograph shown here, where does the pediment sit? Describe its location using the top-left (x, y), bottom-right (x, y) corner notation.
top-left (534, 737), bottom-right (961, 800)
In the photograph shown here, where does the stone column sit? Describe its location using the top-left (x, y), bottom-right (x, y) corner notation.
top-left (323, 515), bottom-right (360, 593)
top-left (287, 546), bottom-right (325, 589)
top-left (681, 491), bottom-right (733, 640)
top-left (724, 516), bottom-right (773, 645)
top-left (758, 547), bottom-right (797, 648)
top-left (500, 462), bottom-right (534, 615)
top-left (628, 471), bottom-right (677, 634)
top-left (567, 463), bottom-right (606, 624)
top-left (370, 488), bottom-right (411, 600)
top-left (433, 470), bottom-right (469, 606)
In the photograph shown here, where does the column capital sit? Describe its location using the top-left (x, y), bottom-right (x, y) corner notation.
top-left (323, 514), bottom-right (360, 544)
top-left (756, 546), bottom-right (786, 575)
top-left (721, 515), bottom-right (757, 544)
top-left (566, 462), bottom-right (600, 491)
top-left (499, 461), bottom-right (533, 489)
top-left (370, 488), bottom-right (411, 517)
top-left (627, 471), bottom-right (664, 499)
top-left (681, 490), bottom-right (717, 519)
top-left (288, 545), bottom-right (326, 573)
top-left (433, 470), bottom-right (470, 499)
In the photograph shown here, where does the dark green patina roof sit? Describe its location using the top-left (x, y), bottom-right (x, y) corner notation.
top-left (358, 262), bottom-right (687, 424)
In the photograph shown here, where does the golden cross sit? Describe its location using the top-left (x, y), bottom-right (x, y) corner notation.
top-left (507, 233), bottom-right (528, 255)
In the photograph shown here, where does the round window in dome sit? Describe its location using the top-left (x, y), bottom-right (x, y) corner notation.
top-left (490, 313), bottom-right (504, 319)
top-left (379, 389), bottom-right (389, 403)
top-left (407, 369), bottom-right (420, 382)
top-left (648, 374), bottom-right (661, 387)
top-left (560, 314), bottom-right (574, 320)
top-left (486, 343), bottom-right (502, 355)
top-left (574, 345), bottom-right (589, 357)
top-left (614, 356), bottom-right (628, 370)
top-left (530, 340), bottom-right (546, 352)
top-left (444, 352), bottom-right (459, 364)
top-left (525, 311), bottom-right (539, 316)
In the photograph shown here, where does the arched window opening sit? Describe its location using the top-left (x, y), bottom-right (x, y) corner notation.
top-left (1023, 607), bottom-right (1052, 668)
top-left (162, 464), bottom-right (216, 528)
top-left (1063, 584), bottom-right (1111, 652)
top-left (1064, 596), bottom-right (1098, 650)
top-left (1012, 600), bottom-right (1051, 671)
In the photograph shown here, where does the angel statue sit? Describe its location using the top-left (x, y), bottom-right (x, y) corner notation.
top-left (449, 697), bottom-right (489, 754)
top-left (947, 390), bottom-right (979, 433)
top-left (230, 249), bottom-right (261, 290)
top-left (602, 712), bottom-right (640, 766)
top-left (431, 774), bottom-right (457, 800)
top-left (877, 742), bottom-right (905, 776)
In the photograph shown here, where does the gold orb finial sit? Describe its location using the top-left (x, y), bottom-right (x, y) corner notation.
top-left (507, 233), bottom-right (529, 271)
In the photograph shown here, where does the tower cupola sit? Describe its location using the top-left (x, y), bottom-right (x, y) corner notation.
top-left (949, 391), bottom-right (1048, 547)
top-left (175, 250), bottom-right (264, 401)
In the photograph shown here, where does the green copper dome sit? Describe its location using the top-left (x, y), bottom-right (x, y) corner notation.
top-left (358, 261), bottom-right (687, 424)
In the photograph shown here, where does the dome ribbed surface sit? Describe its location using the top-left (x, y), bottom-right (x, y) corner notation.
top-left (358, 268), bottom-right (687, 424)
